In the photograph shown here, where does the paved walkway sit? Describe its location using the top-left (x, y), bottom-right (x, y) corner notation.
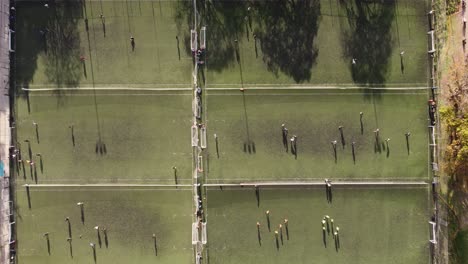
top-left (0, 0), bottom-right (10, 262)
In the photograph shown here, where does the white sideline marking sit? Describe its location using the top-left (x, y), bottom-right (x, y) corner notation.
top-left (22, 184), bottom-right (192, 187)
top-left (204, 181), bottom-right (428, 187)
top-left (22, 87), bottom-right (192, 91)
top-left (206, 86), bottom-right (428, 90)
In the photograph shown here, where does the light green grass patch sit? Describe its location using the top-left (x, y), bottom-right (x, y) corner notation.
top-left (207, 187), bottom-right (429, 264)
top-left (16, 90), bottom-right (192, 184)
top-left (16, 187), bottom-right (193, 264)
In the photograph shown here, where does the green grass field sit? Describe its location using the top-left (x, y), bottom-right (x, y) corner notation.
top-left (201, 0), bottom-right (429, 87)
top-left (15, 90), bottom-right (192, 184)
top-left (206, 89), bottom-right (429, 182)
top-left (16, 187), bottom-right (193, 264)
top-left (454, 229), bottom-right (468, 263)
top-left (15, 0), bottom-right (193, 89)
top-left (12, 0), bottom-right (433, 263)
top-left (206, 187), bottom-right (429, 264)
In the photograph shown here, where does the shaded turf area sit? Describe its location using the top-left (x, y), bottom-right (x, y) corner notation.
top-left (206, 187), bottom-right (429, 264)
top-left (15, 90), bottom-right (192, 184)
top-left (206, 89), bottom-right (429, 182)
top-left (199, 0), bottom-right (429, 87)
top-left (15, 0), bottom-right (193, 89)
top-left (15, 187), bottom-right (193, 264)
top-left (454, 229), bottom-right (468, 263)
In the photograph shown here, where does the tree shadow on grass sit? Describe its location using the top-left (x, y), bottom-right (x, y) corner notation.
top-left (176, 0), bottom-right (249, 71)
top-left (15, 2), bottom-right (52, 93)
top-left (339, 0), bottom-right (396, 90)
top-left (174, 1), bottom-right (194, 57)
top-left (15, 1), bottom-right (83, 102)
top-left (44, 1), bottom-right (82, 91)
top-left (253, 0), bottom-right (321, 82)
top-left (175, 0), bottom-right (321, 82)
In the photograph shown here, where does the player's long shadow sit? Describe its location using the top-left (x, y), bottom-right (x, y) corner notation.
top-left (241, 91), bottom-right (256, 154)
top-left (82, 4), bottom-right (105, 153)
top-left (255, 186), bottom-right (260, 207)
top-left (236, 42), bottom-right (256, 154)
top-left (257, 228), bottom-right (262, 246)
top-left (235, 41), bottom-right (245, 88)
top-left (406, 136), bottom-right (410, 155)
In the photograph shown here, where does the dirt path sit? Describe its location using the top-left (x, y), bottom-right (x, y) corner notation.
top-left (439, 5), bottom-right (466, 92)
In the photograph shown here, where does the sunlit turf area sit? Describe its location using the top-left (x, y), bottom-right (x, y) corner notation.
top-left (205, 88), bottom-right (429, 183)
top-left (15, 186), bottom-right (193, 264)
top-left (15, 0), bottom-right (193, 89)
top-left (15, 90), bottom-right (192, 184)
top-left (11, 0), bottom-right (434, 263)
top-left (200, 0), bottom-right (429, 87)
top-left (206, 187), bottom-right (429, 264)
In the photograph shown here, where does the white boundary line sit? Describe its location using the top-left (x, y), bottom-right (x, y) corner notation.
top-left (22, 184), bottom-right (193, 187)
top-left (206, 86), bottom-right (429, 90)
top-left (206, 92), bottom-right (427, 96)
top-left (21, 86), bottom-right (429, 92)
top-left (208, 83), bottom-right (428, 87)
top-left (22, 87), bottom-right (192, 91)
top-left (204, 181), bottom-right (428, 187)
top-left (26, 188), bottom-right (192, 192)
top-left (28, 93), bottom-right (192, 97)
top-left (207, 177), bottom-right (428, 181)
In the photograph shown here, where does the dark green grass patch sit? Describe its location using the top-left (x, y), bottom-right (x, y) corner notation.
top-left (201, 0), bottom-right (429, 87)
top-left (15, 0), bottom-right (193, 89)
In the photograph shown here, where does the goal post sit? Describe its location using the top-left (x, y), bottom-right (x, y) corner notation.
top-left (191, 30), bottom-right (198, 52)
top-left (200, 126), bottom-right (207, 149)
top-left (191, 124), bottom-right (199, 147)
top-left (429, 221), bottom-right (437, 244)
top-left (200, 27), bottom-right (206, 50)
top-left (192, 222), bottom-right (199, 245)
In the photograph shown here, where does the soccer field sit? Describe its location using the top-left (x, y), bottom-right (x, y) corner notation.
top-left (206, 88), bottom-right (429, 182)
top-left (206, 187), bottom-right (429, 264)
top-left (15, 0), bottom-right (193, 89)
top-left (201, 0), bottom-right (429, 87)
top-left (10, 0), bottom-right (433, 263)
top-left (15, 90), bottom-right (192, 184)
top-left (15, 187), bottom-right (193, 264)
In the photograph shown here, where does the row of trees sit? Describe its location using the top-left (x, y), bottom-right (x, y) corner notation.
top-left (440, 59), bottom-right (468, 188)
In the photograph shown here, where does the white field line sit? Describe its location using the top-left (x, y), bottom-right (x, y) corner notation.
top-left (207, 177), bottom-right (428, 181)
top-left (20, 83), bottom-right (192, 87)
top-left (28, 94), bottom-right (192, 97)
top-left (207, 92), bottom-right (427, 96)
top-left (206, 86), bottom-right (429, 90)
top-left (204, 181), bottom-right (428, 187)
top-left (21, 86), bottom-right (429, 92)
top-left (22, 87), bottom-right (192, 91)
top-left (20, 179), bottom-right (193, 182)
top-left (209, 82), bottom-right (428, 86)
top-left (22, 184), bottom-right (193, 187)
top-left (25, 188), bottom-right (192, 192)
